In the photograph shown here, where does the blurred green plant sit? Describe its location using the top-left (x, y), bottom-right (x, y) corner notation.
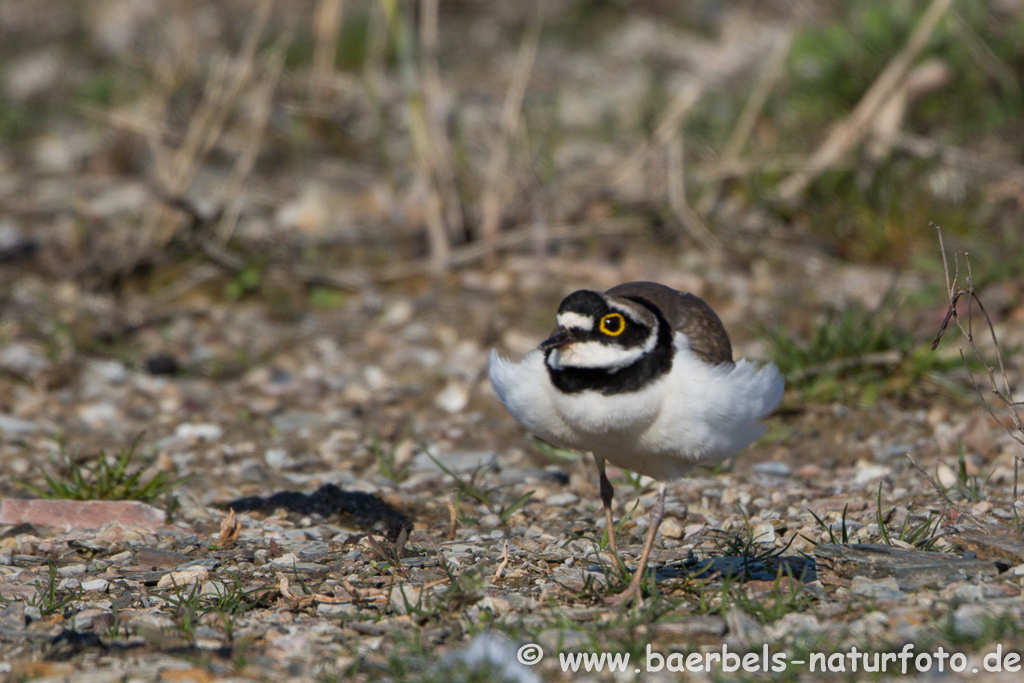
top-left (28, 562), bottom-right (82, 617)
top-left (761, 295), bottom-right (963, 405)
top-left (785, 1), bottom-right (1024, 137)
top-left (427, 451), bottom-right (533, 527)
top-left (697, 1), bottom-right (1024, 265)
top-left (14, 434), bottom-right (192, 503)
top-left (876, 483), bottom-right (950, 552)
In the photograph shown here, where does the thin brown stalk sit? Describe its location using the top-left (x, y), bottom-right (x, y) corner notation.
top-left (696, 22), bottom-right (796, 215)
top-left (931, 224), bottom-right (1024, 503)
top-left (420, 0), bottom-right (465, 240)
top-left (777, 0), bottom-right (956, 201)
top-left (311, 0), bottom-right (344, 110)
top-left (667, 134), bottom-right (717, 249)
top-left (383, 0), bottom-right (450, 270)
top-left (694, 154), bottom-right (825, 182)
top-left (610, 78), bottom-right (706, 192)
top-left (905, 453), bottom-right (988, 530)
top-left (299, 216), bottom-right (644, 289)
top-left (139, 0), bottom-right (274, 262)
top-left (493, 541), bottom-right (510, 582)
top-left (479, 0), bottom-right (545, 262)
top-left (218, 38), bottom-right (290, 244)
top-left (720, 26), bottom-right (796, 165)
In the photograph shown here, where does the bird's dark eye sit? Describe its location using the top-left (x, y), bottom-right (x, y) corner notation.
top-left (599, 313), bottom-right (625, 336)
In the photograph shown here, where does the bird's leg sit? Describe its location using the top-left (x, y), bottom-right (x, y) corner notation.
top-left (610, 481), bottom-right (667, 606)
top-left (595, 456), bottom-right (618, 555)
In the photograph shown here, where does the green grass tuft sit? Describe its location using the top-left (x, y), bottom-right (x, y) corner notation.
top-left (14, 434), bottom-right (192, 503)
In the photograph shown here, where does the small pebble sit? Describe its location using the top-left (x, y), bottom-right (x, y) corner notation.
top-left (175, 423), bottom-right (224, 441)
top-left (544, 493), bottom-right (579, 506)
top-left (81, 578), bottom-right (109, 592)
top-left (752, 461), bottom-right (791, 477)
top-left (851, 576), bottom-right (902, 600)
top-left (750, 521), bottom-right (776, 544)
top-left (660, 517), bottom-right (684, 540)
top-left (57, 563), bottom-right (87, 576)
top-left (479, 514), bottom-right (502, 528)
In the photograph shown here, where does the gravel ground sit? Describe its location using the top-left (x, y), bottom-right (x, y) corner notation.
top-left (3, 1), bottom-right (1024, 681)
top-left (2, 252), bottom-right (1024, 682)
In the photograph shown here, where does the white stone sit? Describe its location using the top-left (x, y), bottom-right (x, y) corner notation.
top-left (175, 423), bottom-right (224, 441)
top-left (660, 517), bottom-right (685, 540)
top-left (435, 382), bottom-right (469, 414)
top-left (156, 566), bottom-right (209, 589)
top-left (81, 578), bottom-right (109, 592)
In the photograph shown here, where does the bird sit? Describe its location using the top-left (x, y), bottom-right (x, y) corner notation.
top-left (488, 281), bottom-right (784, 604)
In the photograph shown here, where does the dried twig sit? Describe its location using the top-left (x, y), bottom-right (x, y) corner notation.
top-left (787, 351), bottom-right (903, 384)
top-left (479, 0), bottom-right (545, 261)
top-left (610, 78), bottom-right (707, 193)
top-left (697, 23), bottom-right (796, 215)
top-left (310, 0), bottom-right (344, 109)
top-left (143, 0), bottom-right (275, 251)
top-left (369, 217), bottom-right (645, 282)
top-left (930, 223), bottom-right (1024, 499)
top-left (666, 135), bottom-right (717, 249)
top-left (777, 0), bottom-right (957, 201)
top-left (720, 25), bottom-right (797, 166)
top-left (420, 0), bottom-right (465, 241)
top-left (493, 541), bottom-right (510, 582)
top-left (445, 495), bottom-right (458, 541)
top-left (383, 0), bottom-right (451, 271)
top-left (904, 453), bottom-right (987, 529)
top-left (218, 37), bottom-right (290, 243)
top-left (301, 216), bottom-right (645, 288)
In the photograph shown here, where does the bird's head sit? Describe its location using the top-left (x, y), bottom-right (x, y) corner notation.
top-left (541, 290), bottom-right (659, 371)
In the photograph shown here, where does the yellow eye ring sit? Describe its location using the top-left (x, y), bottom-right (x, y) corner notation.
top-left (599, 312), bottom-right (625, 336)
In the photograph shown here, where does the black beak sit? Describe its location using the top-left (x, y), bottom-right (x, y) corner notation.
top-left (539, 327), bottom-right (576, 351)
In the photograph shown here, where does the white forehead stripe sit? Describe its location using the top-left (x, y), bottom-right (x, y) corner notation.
top-left (557, 311), bottom-right (594, 331)
top-left (608, 300), bottom-right (647, 325)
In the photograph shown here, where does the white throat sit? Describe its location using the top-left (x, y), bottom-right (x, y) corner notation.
top-left (547, 341), bottom-right (643, 372)
top-left (545, 325), bottom-right (658, 372)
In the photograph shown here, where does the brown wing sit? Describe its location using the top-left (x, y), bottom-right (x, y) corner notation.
top-left (605, 281), bottom-right (733, 364)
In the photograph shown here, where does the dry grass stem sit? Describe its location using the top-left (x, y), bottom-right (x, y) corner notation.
top-left (720, 25), bottom-right (797, 165)
top-left (446, 496), bottom-right (458, 540)
top-left (290, 216), bottom-right (642, 289)
top-left (777, 0), bottom-right (957, 201)
top-left (217, 39), bottom-right (290, 244)
top-left (667, 134), bottom-right (717, 248)
top-left (904, 453), bottom-right (988, 529)
top-left (382, 0), bottom-right (451, 270)
top-left (950, 11), bottom-right (1019, 93)
top-left (931, 224), bottom-right (1024, 498)
top-left (610, 78), bottom-right (706, 192)
top-left (493, 541), bottom-right (510, 581)
top-left (420, 0), bottom-right (465, 241)
top-left (372, 216), bottom-right (644, 282)
top-left (479, 0), bottom-right (545, 261)
top-left (130, 0), bottom-right (274, 276)
top-left (311, 0), bottom-right (345, 109)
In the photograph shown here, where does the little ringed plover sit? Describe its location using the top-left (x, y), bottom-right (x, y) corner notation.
top-left (489, 281), bottom-right (784, 604)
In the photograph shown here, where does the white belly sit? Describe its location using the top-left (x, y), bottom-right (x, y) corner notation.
top-left (488, 341), bottom-right (784, 481)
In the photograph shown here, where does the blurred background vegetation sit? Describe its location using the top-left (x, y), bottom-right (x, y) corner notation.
top-left (1, 0), bottom-right (1022, 402)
